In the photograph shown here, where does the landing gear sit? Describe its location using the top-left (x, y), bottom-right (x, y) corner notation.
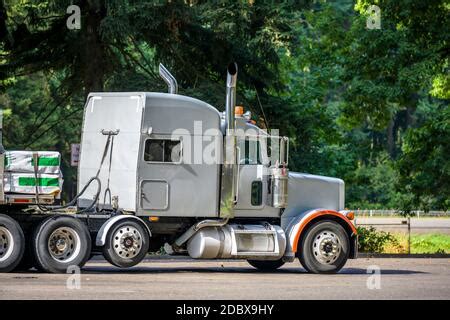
top-left (102, 219), bottom-right (150, 268)
top-left (298, 220), bottom-right (349, 274)
top-left (32, 216), bottom-right (92, 273)
top-left (0, 214), bottom-right (25, 273)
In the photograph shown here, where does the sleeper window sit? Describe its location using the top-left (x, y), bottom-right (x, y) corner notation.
top-left (144, 139), bottom-right (181, 163)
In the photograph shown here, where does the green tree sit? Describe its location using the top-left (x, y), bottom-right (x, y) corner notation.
top-left (340, 0), bottom-right (449, 157)
top-left (397, 104), bottom-right (449, 212)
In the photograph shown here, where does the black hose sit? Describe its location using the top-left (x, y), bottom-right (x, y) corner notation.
top-left (34, 175), bottom-right (101, 214)
top-left (33, 132), bottom-right (112, 215)
top-left (32, 151), bottom-right (102, 214)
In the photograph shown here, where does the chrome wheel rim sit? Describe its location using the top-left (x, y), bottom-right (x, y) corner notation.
top-left (0, 226), bottom-right (14, 262)
top-left (312, 230), bottom-right (342, 264)
top-left (48, 227), bottom-right (81, 263)
top-left (112, 226), bottom-right (143, 259)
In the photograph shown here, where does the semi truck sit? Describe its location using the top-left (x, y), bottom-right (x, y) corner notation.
top-left (0, 63), bottom-right (357, 274)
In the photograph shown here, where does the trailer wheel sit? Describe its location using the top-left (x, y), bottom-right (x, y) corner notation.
top-left (248, 259), bottom-right (285, 271)
top-left (0, 214), bottom-right (25, 273)
top-left (102, 219), bottom-right (149, 268)
top-left (32, 216), bottom-right (91, 273)
top-left (298, 220), bottom-right (349, 274)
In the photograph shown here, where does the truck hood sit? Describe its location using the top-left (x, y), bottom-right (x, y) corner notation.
top-left (282, 172), bottom-right (345, 218)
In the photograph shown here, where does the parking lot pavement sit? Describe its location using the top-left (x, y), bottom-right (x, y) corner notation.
top-left (0, 257), bottom-right (449, 300)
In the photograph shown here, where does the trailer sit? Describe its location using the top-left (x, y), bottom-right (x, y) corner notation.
top-left (0, 63), bottom-right (357, 274)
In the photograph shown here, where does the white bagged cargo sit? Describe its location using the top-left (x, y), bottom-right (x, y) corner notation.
top-left (4, 151), bottom-right (61, 174)
top-left (3, 172), bottom-right (62, 195)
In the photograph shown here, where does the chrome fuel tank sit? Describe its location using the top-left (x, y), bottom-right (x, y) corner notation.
top-left (187, 223), bottom-right (286, 260)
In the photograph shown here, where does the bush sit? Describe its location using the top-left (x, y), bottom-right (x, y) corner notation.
top-left (357, 226), bottom-right (400, 253)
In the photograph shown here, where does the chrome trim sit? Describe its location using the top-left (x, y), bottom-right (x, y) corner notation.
top-left (235, 146), bottom-right (241, 203)
top-left (47, 227), bottom-right (81, 263)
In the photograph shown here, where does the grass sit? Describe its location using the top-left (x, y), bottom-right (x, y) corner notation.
top-left (383, 233), bottom-right (450, 254)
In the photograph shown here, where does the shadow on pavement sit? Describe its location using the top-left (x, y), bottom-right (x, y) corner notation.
top-left (339, 268), bottom-right (427, 275)
top-left (73, 265), bottom-right (427, 275)
top-left (11, 257), bottom-right (428, 275)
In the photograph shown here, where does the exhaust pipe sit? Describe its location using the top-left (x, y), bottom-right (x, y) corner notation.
top-left (225, 62), bottom-right (238, 134)
top-left (218, 62), bottom-right (239, 218)
top-left (173, 217), bottom-right (230, 249)
top-left (159, 63), bottom-right (178, 94)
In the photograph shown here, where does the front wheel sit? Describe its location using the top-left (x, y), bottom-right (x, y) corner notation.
top-left (248, 259), bottom-right (285, 271)
top-left (102, 219), bottom-right (150, 268)
top-left (298, 220), bottom-right (349, 274)
top-left (0, 214), bottom-right (25, 273)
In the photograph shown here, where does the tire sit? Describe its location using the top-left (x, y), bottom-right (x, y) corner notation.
top-left (298, 220), bottom-right (349, 274)
top-left (0, 214), bottom-right (25, 273)
top-left (14, 225), bottom-right (43, 272)
top-left (13, 240), bottom-right (36, 271)
top-left (32, 216), bottom-right (91, 273)
top-left (248, 259), bottom-right (285, 271)
top-left (102, 219), bottom-right (150, 268)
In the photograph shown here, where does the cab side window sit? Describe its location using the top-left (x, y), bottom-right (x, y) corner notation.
top-left (239, 138), bottom-right (261, 165)
top-left (144, 139), bottom-right (181, 163)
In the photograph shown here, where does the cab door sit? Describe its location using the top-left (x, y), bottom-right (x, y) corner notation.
top-left (234, 137), bottom-right (280, 218)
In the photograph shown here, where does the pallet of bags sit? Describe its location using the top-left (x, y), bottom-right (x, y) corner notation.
top-left (4, 151), bottom-right (61, 174)
top-left (3, 172), bottom-right (62, 195)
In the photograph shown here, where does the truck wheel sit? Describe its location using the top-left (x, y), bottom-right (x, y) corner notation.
top-left (102, 219), bottom-right (149, 268)
top-left (248, 259), bottom-right (285, 271)
top-left (298, 220), bottom-right (349, 274)
top-left (32, 216), bottom-right (91, 273)
top-left (0, 214), bottom-right (25, 273)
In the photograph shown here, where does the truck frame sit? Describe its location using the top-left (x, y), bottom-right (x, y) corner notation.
top-left (0, 63), bottom-right (357, 274)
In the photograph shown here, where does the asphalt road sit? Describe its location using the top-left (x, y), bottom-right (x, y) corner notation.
top-left (355, 217), bottom-right (450, 234)
top-left (1, 257), bottom-right (449, 300)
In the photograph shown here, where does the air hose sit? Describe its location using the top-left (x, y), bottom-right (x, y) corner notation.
top-left (31, 132), bottom-right (115, 215)
top-left (32, 151), bottom-right (102, 215)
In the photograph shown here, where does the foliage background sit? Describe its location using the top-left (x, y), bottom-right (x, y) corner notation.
top-left (0, 0), bottom-right (448, 212)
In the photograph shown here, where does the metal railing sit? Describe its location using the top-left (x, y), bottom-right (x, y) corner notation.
top-left (353, 209), bottom-right (448, 218)
top-left (355, 217), bottom-right (413, 254)
top-left (354, 217), bottom-right (450, 254)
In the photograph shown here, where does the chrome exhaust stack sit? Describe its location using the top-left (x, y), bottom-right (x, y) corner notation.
top-left (225, 62), bottom-right (238, 133)
top-left (219, 62), bottom-right (239, 218)
top-left (159, 63), bottom-right (178, 94)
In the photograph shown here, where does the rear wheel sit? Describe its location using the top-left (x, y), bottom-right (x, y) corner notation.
top-left (0, 214), bottom-right (25, 273)
top-left (248, 259), bottom-right (285, 271)
top-left (32, 216), bottom-right (91, 273)
top-left (102, 219), bottom-right (150, 268)
top-left (298, 220), bottom-right (349, 274)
